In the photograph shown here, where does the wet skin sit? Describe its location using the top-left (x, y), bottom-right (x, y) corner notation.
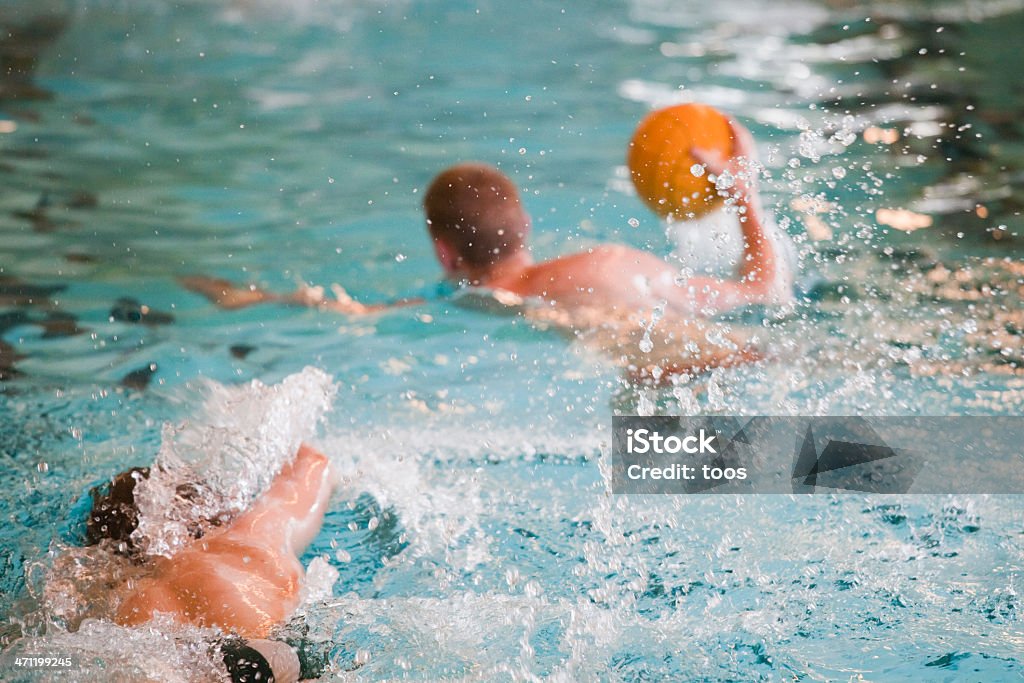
top-left (114, 444), bottom-right (335, 638)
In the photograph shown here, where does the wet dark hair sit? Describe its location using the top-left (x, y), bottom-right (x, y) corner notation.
top-left (85, 468), bottom-right (216, 558)
top-left (423, 163), bottom-right (531, 268)
top-left (85, 467), bottom-right (149, 555)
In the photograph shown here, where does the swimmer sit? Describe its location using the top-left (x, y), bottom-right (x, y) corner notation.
top-left (83, 443), bottom-right (336, 682)
top-left (185, 119), bottom-right (786, 317)
top-left (184, 118), bottom-right (786, 378)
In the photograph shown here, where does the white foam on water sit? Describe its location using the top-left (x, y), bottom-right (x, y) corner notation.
top-left (25, 368), bottom-right (340, 640)
top-left (0, 617), bottom-right (224, 683)
top-left (328, 433), bottom-right (482, 559)
top-left (133, 366), bottom-right (337, 557)
top-left (318, 417), bottom-right (606, 561)
top-left (38, 544), bottom-right (144, 632)
top-left (299, 556), bottom-right (340, 606)
top-left (475, 488), bottom-right (1012, 679)
top-left (297, 593), bottom-right (573, 680)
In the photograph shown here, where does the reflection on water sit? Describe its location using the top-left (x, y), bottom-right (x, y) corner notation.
top-left (1, 0), bottom-right (1023, 679)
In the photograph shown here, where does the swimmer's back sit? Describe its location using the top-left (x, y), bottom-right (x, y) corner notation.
top-left (116, 533), bottom-right (303, 637)
top-left (113, 445), bottom-right (333, 639)
top-left (489, 244), bottom-right (761, 315)
top-left (491, 244), bottom-right (678, 311)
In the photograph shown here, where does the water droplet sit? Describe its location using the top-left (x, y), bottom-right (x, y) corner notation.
top-left (706, 378), bottom-right (724, 408)
top-left (690, 163), bottom-right (705, 178)
top-left (831, 129), bottom-right (857, 147)
top-left (714, 171), bottom-right (735, 191)
top-left (505, 567), bottom-right (521, 587)
top-left (637, 391), bottom-right (655, 416)
top-left (627, 217), bottom-right (640, 228)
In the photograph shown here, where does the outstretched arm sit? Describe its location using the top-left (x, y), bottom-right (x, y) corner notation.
top-left (674, 118), bottom-right (791, 314)
top-left (179, 276), bottom-right (283, 310)
top-left (179, 275), bottom-right (422, 315)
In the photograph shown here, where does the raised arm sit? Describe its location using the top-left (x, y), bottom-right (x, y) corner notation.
top-left (179, 275), bottom-right (422, 315)
top-left (678, 118), bottom-right (792, 313)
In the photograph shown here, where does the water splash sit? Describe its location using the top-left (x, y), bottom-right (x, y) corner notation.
top-left (0, 617), bottom-right (224, 682)
top-left (133, 367), bottom-right (337, 557)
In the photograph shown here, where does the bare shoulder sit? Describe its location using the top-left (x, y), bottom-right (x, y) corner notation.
top-left (584, 244), bottom-right (671, 275)
top-left (587, 243), bottom-right (646, 260)
top-left (510, 244), bottom-right (672, 307)
top-left (562, 243), bottom-right (648, 264)
top-left (529, 244), bottom-right (654, 277)
top-left (147, 540), bottom-right (300, 635)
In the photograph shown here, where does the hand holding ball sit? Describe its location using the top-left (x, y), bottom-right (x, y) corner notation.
top-left (628, 103), bottom-right (737, 220)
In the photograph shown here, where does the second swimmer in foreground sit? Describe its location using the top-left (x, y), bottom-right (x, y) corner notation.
top-left (84, 444), bottom-right (336, 682)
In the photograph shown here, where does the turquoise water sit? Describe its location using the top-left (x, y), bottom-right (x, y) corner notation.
top-left (2, 0), bottom-right (1023, 679)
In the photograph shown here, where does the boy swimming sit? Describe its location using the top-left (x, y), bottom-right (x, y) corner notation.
top-left (77, 443), bottom-right (336, 682)
top-left (185, 118), bottom-right (787, 315)
top-left (182, 118), bottom-right (791, 378)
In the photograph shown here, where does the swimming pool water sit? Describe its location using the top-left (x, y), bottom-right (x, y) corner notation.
top-left (2, 0), bottom-right (1023, 679)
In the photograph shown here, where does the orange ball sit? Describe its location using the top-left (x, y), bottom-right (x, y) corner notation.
top-left (627, 103), bottom-right (734, 220)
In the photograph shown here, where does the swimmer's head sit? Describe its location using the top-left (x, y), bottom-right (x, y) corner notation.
top-left (85, 467), bottom-right (149, 556)
top-left (423, 163), bottom-right (531, 277)
top-left (85, 468), bottom-right (216, 558)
